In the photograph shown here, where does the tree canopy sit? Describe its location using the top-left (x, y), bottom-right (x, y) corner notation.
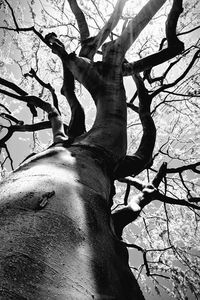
top-left (0, 0), bottom-right (200, 299)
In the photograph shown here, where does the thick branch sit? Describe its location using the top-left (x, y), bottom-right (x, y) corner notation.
top-left (0, 121), bottom-right (52, 146)
top-left (79, 0), bottom-right (128, 59)
top-left (0, 77), bottom-right (37, 116)
top-left (47, 108), bottom-right (67, 143)
top-left (61, 63), bottom-right (86, 138)
top-left (0, 88), bottom-right (49, 112)
top-left (0, 77), bottom-right (67, 144)
top-left (95, 0), bottom-right (127, 48)
top-left (15, 121), bottom-right (52, 132)
top-left (0, 77), bottom-right (27, 96)
top-left (159, 25), bottom-right (200, 51)
top-left (112, 165), bottom-right (166, 239)
top-left (115, 75), bottom-right (156, 179)
top-left (122, 44), bottom-right (184, 75)
top-left (144, 53), bottom-right (183, 84)
top-left (45, 33), bottom-right (101, 97)
top-left (67, 0), bottom-right (89, 42)
top-left (167, 162), bottom-right (200, 175)
top-left (115, 0), bottom-right (167, 55)
top-left (157, 193), bottom-right (200, 210)
top-left (122, 0), bottom-right (184, 76)
top-left (151, 49), bottom-right (200, 98)
top-left (44, 33), bottom-right (90, 139)
top-left (112, 160), bottom-right (200, 239)
top-left (118, 162), bottom-right (167, 191)
top-left (166, 0), bottom-right (183, 46)
top-left (152, 162), bottom-right (167, 188)
top-left (118, 177), bottom-right (145, 191)
top-left (24, 68), bottom-right (61, 115)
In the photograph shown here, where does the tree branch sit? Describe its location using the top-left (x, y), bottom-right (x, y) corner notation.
top-left (112, 161), bottom-right (200, 239)
top-left (114, 74), bottom-right (156, 179)
top-left (60, 62), bottom-right (86, 138)
top-left (0, 113), bottom-right (24, 125)
top-left (4, 143), bottom-right (14, 170)
top-left (67, 0), bottom-right (89, 42)
top-left (0, 76), bottom-right (37, 117)
top-left (4, 0), bottom-right (19, 32)
top-left (115, 0), bottom-right (167, 55)
top-left (159, 24), bottom-right (200, 49)
top-left (44, 33), bottom-right (88, 139)
top-left (151, 49), bottom-right (200, 98)
top-left (0, 103), bottom-right (11, 114)
top-left (144, 53), bottom-right (183, 84)
top-left (152, 162), bottom-right (167, 188)
top-left (167, 162), bottom-right (200, 175)
top-left (0, 77), bottom-right (27, 96)
top-left (126, 242), bottom-right (173, 278)
top-left (0, 77), bottom-right (68, 144)
top-left (157, 193), bottom-right (200, 210)
top-left (123, 44), bottom-right (184, 75)
top-left (0, 121), bottom-right (53, 146)
top-left (166, 0), bottom-right (183, 46)
top-left (0, 88), bottom-right (49, 112)
top-left (122, 0), bottom-right (184, 76)
top-left (44, 33), bottom-right (101, 97)
top-left (79, 0), bottom-right (128, 59)
top-left (112, 163), bottom-right (167, 239)
top-left (24, 68), bottom-right (61, 115)
top-left (0, 1), bottom-right (53, 50)
top-left (118, 177), bottom-right (145, 191)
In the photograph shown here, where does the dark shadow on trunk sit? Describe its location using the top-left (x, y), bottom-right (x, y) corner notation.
top-left (0, 144), bottom-right (145, 299)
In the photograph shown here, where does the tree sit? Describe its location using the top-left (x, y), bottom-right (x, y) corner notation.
top-left (0, 0), bottom-right (200, 299)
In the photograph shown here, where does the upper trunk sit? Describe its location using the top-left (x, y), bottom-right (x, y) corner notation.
top-left (0, 144), bottom-right (144, 299)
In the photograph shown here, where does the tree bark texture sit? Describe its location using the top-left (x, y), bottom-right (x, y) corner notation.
top-left (0, 37), bottom-right (146, 299)
top-left (0, 0), bottom-right (183, 298)
top-left (0, 145), bottom-right (144, 299)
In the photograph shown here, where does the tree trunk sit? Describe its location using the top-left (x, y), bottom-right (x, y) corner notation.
top-left (0, 144), bottom-right (144, 299)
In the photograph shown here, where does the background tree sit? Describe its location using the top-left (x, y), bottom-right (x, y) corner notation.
top-left (0, 0), bottom-right (200, 299)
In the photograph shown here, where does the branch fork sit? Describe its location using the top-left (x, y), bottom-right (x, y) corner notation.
top-left (112, 163), bottom-right (167, 239)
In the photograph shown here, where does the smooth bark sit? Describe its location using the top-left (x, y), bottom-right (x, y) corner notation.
top-left (0, 144), bottom-right (144, 299)
top-left (0, 0), bottom-right (187, 298)
top-left (0, 30), bottom-right (144, 300)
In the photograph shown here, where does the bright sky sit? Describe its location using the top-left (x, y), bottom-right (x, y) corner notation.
top-left (0, 1), bottom-right (200, 299)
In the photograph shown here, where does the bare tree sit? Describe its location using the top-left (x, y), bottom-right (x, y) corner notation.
top-left (0, 0), bottom-right (199, 299)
